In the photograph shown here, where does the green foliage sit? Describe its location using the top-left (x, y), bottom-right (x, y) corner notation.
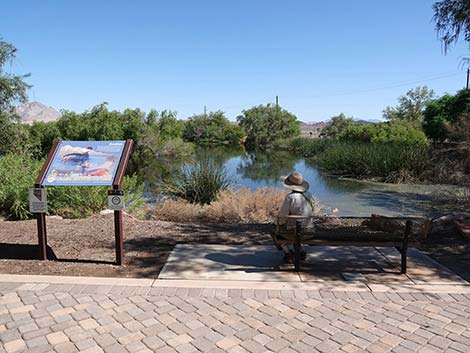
top-left (433, 0), bottom-right (470, 56)
top-left (0, 37), bottom-right (31, 114)
top-left (237, 104), bottom-right (300, 149)
top-left (337, 121), bottom-right (428, 145)
top-left (0, 154), bottom-right (42, 220)
top-left (0, 154), bottom-right (144, 220)
top-left (0, 114), bottom-right (32, 156)
top-left (317, 142), bottom-right (430, 180)
top-left (382, 86), bottom-right (435, 124)
top-left (162, 159), bottom-right (233, 205)
top-left (29, 121), bottom-right (61, 159)
top-left (183, 111), bottom-right (245, 146)
top-left (320, 113), bottom-right (354, 138)
top-left (47, 175), bottom-right (145, 219)
top-left (423, 89), bottom-right (470, 140)
top-left (157, 110), bottom-right (186, 139)
top-left (57, 103), bottom-right (145, 142)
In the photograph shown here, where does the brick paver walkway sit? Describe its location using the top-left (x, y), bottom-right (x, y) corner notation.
top-left (1, 282), bottom-right (470, 353)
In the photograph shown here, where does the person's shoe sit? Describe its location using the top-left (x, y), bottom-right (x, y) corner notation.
top-left (283, 250), bottom-right (295, 263)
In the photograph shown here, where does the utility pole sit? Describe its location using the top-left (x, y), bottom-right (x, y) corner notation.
top-left (466, 69), bottom-right (469, 90)
top-left (204, 105), bottom-right (207, 115)
top-left (275, 95), bottom-right (279, 107)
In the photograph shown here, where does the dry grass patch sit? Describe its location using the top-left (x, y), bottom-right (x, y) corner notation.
top-left (155, 188), bottom-right (287, 223)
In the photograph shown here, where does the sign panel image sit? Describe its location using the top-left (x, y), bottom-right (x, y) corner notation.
top-left (42, 141), bottom-right (126, 186)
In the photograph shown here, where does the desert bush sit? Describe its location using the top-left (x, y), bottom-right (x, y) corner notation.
top-left (47, 175), bottom-right (145, 219)
top-left (317, 142), bottom-right (430, 180)
top-left (161, 159), bottom-right (233, 205)
top-left (0, 154), bottom-right (43, 220)
top-left (337, 121), bottom-right (428, 145)
top-left (423, 89), bottom-right (470, 141)
top-left (155, 188), bottom-right (288, 223)
top-left (0, 154), bottom-right (145, 220)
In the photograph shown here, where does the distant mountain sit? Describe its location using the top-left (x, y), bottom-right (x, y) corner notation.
top-left (300, 121), bottom-right (329, 137)
top-left (15, 102), bottom-right (60, 124)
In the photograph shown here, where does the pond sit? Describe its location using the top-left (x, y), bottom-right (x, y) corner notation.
top-left (146, 147), bottom-right (463, 218)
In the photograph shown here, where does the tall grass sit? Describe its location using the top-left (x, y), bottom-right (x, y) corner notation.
top-left (162, 158), bottom-right (232, 205)
top-left (317, 142), bottom-right (430, 180)
top-left (287, 137), bottom-right (430, 182)
top-left (288, 137), bottom-right (331, 157)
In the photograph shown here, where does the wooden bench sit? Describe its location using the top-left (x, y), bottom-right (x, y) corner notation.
top-left (271, 215), bottom-right (430, 274)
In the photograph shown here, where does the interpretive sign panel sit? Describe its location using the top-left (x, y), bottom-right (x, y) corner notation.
top-left (29, 188), bottom-right (47, 213)
top-left (42, 141), bottom-right (125, 186)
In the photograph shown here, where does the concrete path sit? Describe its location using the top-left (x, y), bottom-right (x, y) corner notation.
top-left (1, 244), bottom-right (470, 353)
top-left (160, 245), bottom-right (467, 285)
top-left (1, 275), bottom-right (470, 353)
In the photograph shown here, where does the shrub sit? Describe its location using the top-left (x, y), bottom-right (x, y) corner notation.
top-left (337, 121), bottom-right (428, 145)
top-left (320, 113), bottom-right (354, 138)
top-left (423, 89), bottom-right (470, 141)
top-left (162, 159), bottom-right (233, 205)
top-left (0, 154), bottom-right (145, 220)
top-left (155, 188), bottom-right (287, 223)
top-left (0, 154), bottom-right (42, 220)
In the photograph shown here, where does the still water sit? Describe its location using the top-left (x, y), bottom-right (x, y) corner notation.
top-left (149, 147), bottom-right (460, 218)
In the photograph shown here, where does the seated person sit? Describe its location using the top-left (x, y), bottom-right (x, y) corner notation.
top-left (276, 171), bottom-right (318, 262)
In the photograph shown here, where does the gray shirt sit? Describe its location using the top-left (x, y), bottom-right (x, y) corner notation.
top-left (278, 191), bottom-right (316, 229)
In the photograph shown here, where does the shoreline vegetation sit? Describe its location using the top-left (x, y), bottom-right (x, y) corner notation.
top-left (1, 54), bottom-right (470, 221)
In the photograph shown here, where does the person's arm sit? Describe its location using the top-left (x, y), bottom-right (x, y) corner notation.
top-left (278, 194), bottom-right (291, 225)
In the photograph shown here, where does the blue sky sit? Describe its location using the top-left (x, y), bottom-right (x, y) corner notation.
top-left (2, 0), bottom-right (469, 122)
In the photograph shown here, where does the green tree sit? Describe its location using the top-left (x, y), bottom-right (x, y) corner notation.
top-left (236, 104), bottom-right (300, 148)
top-left (184, 111), bottom-right (245, 146)
top-left (320, 113), bottom-right (354, 139)
top-left (0, 37), bottom-right (31, 114)
top-left (382, 86), bottom-right (435, 124)
top-left (423, 88), bottom-right (470, 140)
top-left (433, 0), bottom-right (470, 57)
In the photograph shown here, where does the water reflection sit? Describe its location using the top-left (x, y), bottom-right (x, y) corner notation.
top-left (143, 146), bottom-right (463, 217)
top-left (236, 150), bottom-right (297, 185)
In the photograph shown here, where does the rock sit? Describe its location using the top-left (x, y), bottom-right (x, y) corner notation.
top-left (363, 214), bottom-right (405, 232)
top-left (99, 209), bottom-right (114, 215)
top-left (46, 215), bottom-right (63, 220)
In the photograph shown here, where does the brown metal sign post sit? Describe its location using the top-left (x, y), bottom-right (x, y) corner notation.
top-left (34, 140), bottom-right (61, 260)
top-left (33, 139), bottom-right (133, 265)
top-left (111, 139), bottom-right (134, 265)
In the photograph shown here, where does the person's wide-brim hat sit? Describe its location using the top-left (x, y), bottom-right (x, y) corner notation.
top-left (280, 171), bottom-right (309, 192)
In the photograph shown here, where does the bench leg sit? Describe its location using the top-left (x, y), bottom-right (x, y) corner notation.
top-left (401, 221), bottom-right (411, 274)
top-left (294, 221), bottom-right (301, 272)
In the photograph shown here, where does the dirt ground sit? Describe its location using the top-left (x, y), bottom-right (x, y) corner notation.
top-left (0, 213), bottom-right (469, 281)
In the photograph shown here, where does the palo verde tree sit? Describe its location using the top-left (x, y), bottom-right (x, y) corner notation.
top-left (0, 37), bottom-right (31, 114)
top-left (237, 104), bottom-right (300, 149)
top-left (433, 0), bottom-right (470, 59)
top-left (0, 37), bottom-right (32, 156)
top-left (382, 86), bottom-right (435, 125)
top-left (320, 113), bottom-right (354, 139)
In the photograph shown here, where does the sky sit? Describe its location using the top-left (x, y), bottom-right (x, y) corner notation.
top-left (2, 0), bottom-right (469, 122)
